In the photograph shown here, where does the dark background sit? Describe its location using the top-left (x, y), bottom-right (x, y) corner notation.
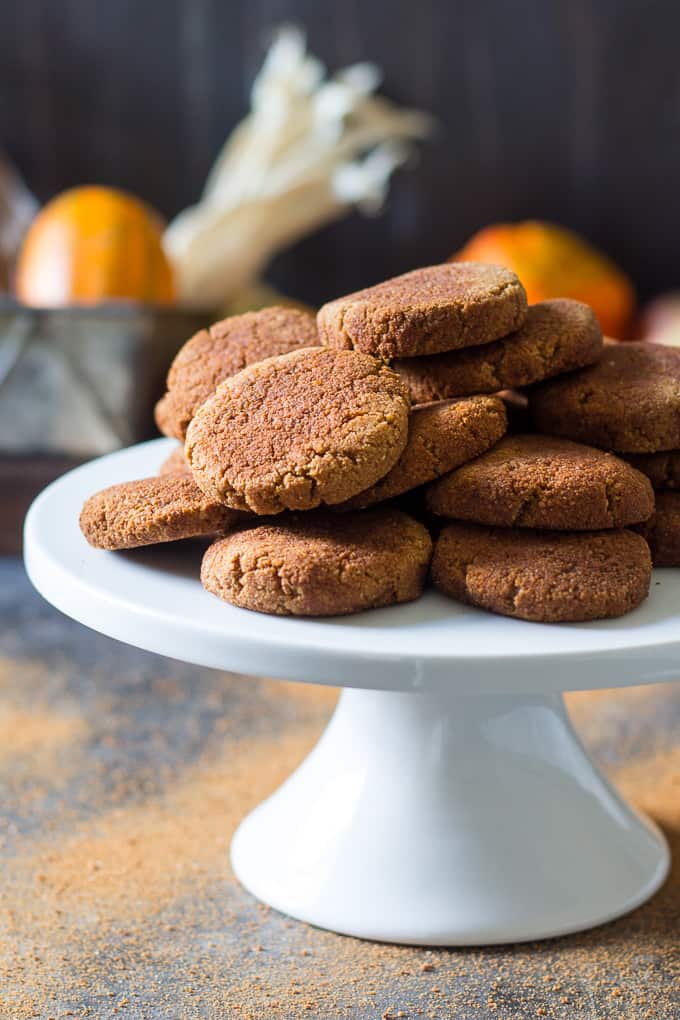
top-left (1, 0), bottom-right (678, 306)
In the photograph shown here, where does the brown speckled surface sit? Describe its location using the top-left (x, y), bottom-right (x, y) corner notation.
top-left (0, 559), bottom-right (678, 1019)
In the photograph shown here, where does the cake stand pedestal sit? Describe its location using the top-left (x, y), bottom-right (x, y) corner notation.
top-left (24, 439), bottom-right (677, 945)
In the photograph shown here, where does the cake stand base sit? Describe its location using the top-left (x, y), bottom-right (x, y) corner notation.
top-left (231, 687), bottom-right (669, 945)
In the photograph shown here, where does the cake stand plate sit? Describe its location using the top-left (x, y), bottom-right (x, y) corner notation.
top-left (24, 439), bottom-right (678, 945)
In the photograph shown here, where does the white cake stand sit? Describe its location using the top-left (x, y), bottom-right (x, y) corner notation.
top-left (24, 439), bottom-right (679, 946)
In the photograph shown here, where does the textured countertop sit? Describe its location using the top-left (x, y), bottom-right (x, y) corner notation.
top-left (1, 558), bottom-right (678, 1019)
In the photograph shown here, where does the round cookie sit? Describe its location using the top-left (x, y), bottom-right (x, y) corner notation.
top-left (426, 434), bottom-right (654, 530)
top-left (317, 262), bottom-right (527, 359)
top-left (340, 395), bottom-right (507, 510)
top-left (79, 475), bottom-right (241, 550)
top-left (155, 306), bottom-right (318, 440)
top-left (431, 523), bottom-right (651, 622)
top-left (158, 445), bottom-right (192, 477)
top-left (635, 491), bottom-right (680, 566)
top-left (623, 450), bottom-right (680, 490)
top-left (392, 299), bottom-right (602, 402)
top-left (186, 347), bottom-right (411, 515)
top-left (201, 508), bottom-right (433, 617)
top-left (530, 342), bottom-right (680, 453)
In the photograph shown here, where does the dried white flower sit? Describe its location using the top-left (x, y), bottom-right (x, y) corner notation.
top-left (164, 25), bottom-right (433, 308)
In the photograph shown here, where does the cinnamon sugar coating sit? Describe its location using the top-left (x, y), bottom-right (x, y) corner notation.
top-left (201, 508), bottom-right (432, 616)
top-left (432, 523), bottom-right (651, 622)
top-left (186, 347), bottom-right (410, 515)
top-left (317, 263), bottom-right (527, 359)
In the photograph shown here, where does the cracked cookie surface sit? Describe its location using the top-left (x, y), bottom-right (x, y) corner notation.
top-left (635, 491), bottom-right (680, 566)
top-left (340, 396), bottom-right (507, 510)
top-left (393, 299), bottom-right (602, 402)
top-left (201, 508), bottom-right (433, 616)
top-left (317, 262), bottom-right (527, 359)
top-left (530, 342), bottom-right (680, 452)
top-left (185, 347), bottom-right (411, 515)
top-left (431, 522), bottom-right (651, 622)
top-left (426, 434), bottom-right (654, 530)
top-left (155, 306), bottom-right (318, 440)
top-left (79, 476), bottom-right (241, 550)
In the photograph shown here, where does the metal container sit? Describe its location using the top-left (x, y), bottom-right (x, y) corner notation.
top-left (0, 300), bottom-right (209, 456)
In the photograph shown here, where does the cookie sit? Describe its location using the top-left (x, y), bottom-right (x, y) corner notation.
top-left (158, 445), bottom-right (191, 477)
top-left (155, 306), bottom-right (318, 439)
top-left (393, 299), bottom-right (602, 402)
top-left (340, 396), bottom-right (507, 510)
top-left (431, 523), bottom-right (651, 622)
top-left (426, 434), bottom-right (654, 530)
top-left (635, 491), bottom-right (680, 566)
top-left (623, 450), bottom-right (680, 490)
top-left (79, 475), bottom-right (240, 550)
top-left (530, 342), bottom-right (680, 452)
top-left (201, 508), bottom-right (433, 616)
top-left (317, 262), bottom-right (527, 359)
top-left (186, 347), bottom-right (410, 515)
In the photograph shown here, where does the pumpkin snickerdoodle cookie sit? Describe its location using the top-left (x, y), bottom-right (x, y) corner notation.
top-left (79, 475), bottom-right (241, 550)
top-left (155, 306), bottom-right (318, 440)
top-left (393, 299), bottom-right (602, 403)
top-left (431, 523), bottom-right (651, 622)
top-left (186, 347), bottom-right (411, 515)
top-left (635, 491), bottom-right (680, 566)
top-left (426, 434), bottom-right (654, 530)
top-left (340, 395), bottom-right (507, 510)
top-left (530, 341), bottom-right (680, 452)
top-left (201, 508), bottom-right (433, 616)
top-left (317, 262), bottom-right (527, 359)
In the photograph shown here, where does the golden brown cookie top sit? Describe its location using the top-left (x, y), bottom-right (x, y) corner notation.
top-left (155, 306), bottom-right (318, 440)
top-left (530, 341), bottom-right (680, 452)
top-left (426, 434), bottom-right (654, 530)
top-left (185, 347), bottom-right (411, 515)
top-left (79, 475), bottom-right (240, 550)
top-left (341, 396), bottom-right (507, 510)
top-left (317, 262), bottom-right (527, 359)
top-left (201, 508), bottom-right (432, 616)
top-left (432, 522), bottom-right (651, 623)
top-left (393, 299), bottom-right (602, 403)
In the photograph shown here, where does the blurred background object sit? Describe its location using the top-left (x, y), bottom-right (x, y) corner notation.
top-left (453, 221), bottom-right (636, 338)
top-left (0, 154), bottom-right (38, 287)
top-left (165, 25), bottom-right (433, 312)
top-left (639, 293), bottom-right (680, 347)
top-left (16, 185), bottom-right (176, 307)
top-left (3, 1), bottom-right (679, 305)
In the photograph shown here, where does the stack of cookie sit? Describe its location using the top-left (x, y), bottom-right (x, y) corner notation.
top-left (424, 434), bottom-right (654, 622)
top-left (529, 341), bottom-right (680, 569)
top-left (78, 261), bottom-right (664, 624)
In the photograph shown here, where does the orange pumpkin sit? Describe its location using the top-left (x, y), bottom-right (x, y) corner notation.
top-left (15, 186), bottom-right (176, 307)
top-left (453, 221), bottom-right (635, 338)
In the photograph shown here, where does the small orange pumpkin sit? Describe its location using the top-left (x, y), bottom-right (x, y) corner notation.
top-left (15, 185), bottom-right (176, 307)
top-left (453, 221), bottom-right (636, 338)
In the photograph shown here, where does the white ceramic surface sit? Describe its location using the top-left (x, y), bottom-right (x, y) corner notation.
top-left (232, 688), bottom-right (669, 944)
top-left (23, 439), bottom-right (678, 944)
